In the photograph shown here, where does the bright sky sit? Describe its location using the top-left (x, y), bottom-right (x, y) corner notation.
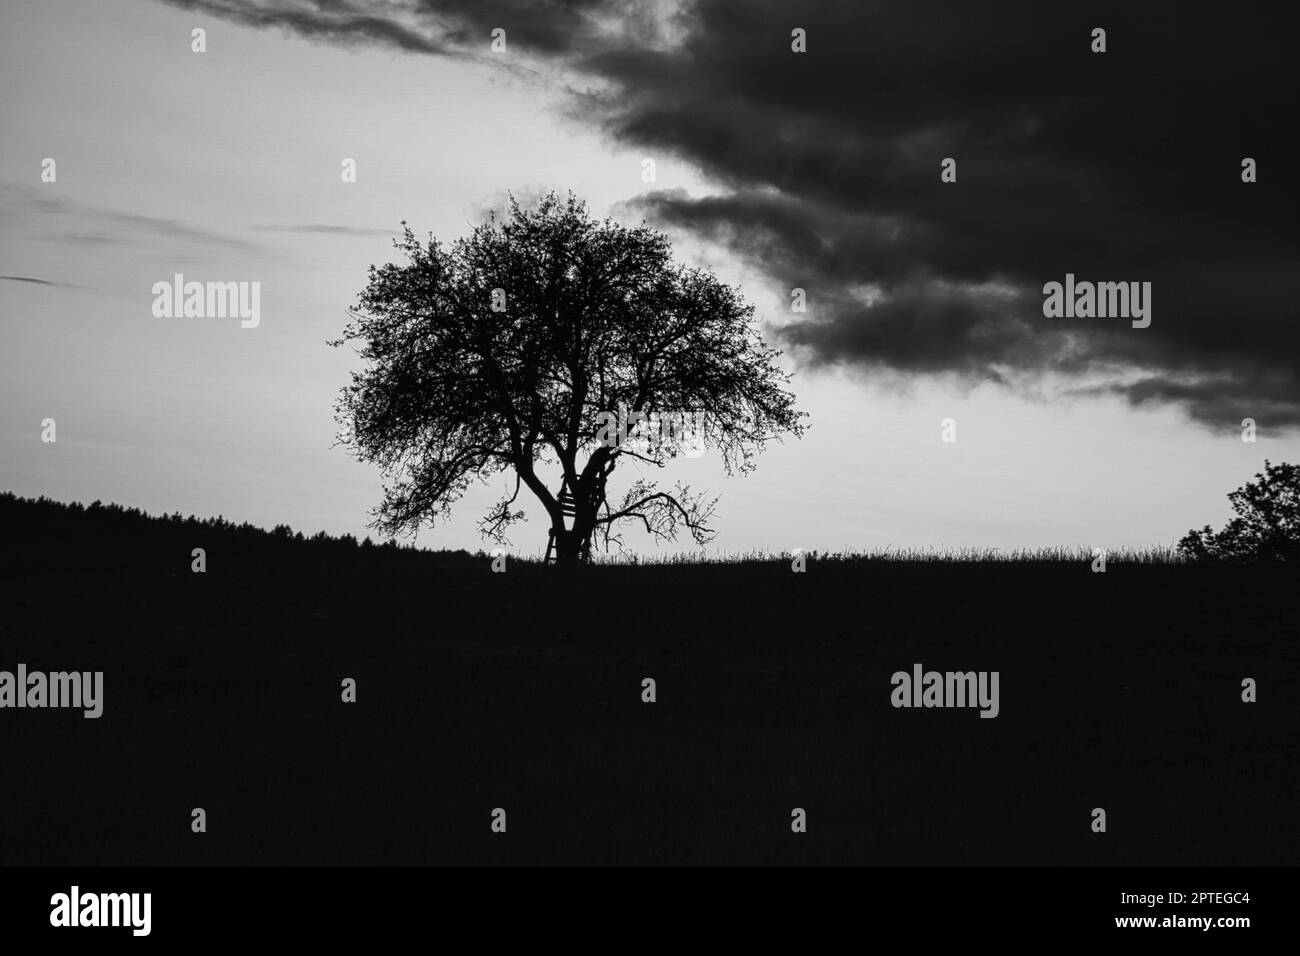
top-left (2, 0), bottom-right (1294, 557)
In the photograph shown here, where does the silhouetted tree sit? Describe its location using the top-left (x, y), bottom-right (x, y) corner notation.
top-left (331, 192), bottom-right (806, 563)
top-left (1178, 460), bottom-right (1300, 561)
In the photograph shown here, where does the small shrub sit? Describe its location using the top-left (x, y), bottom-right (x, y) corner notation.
top-left (1178, 460), bottom-right (1300, 561)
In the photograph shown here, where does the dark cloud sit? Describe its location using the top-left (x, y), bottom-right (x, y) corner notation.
top-left (596, 2), bottom-right (1300, 428)
top-left (159, 0), bottom-right (460, 56)
top-left (149, 0), bottom-right (1300, 427)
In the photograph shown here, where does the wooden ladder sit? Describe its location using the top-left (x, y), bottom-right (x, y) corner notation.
top-left (544, 481), bottom-right (582, 564)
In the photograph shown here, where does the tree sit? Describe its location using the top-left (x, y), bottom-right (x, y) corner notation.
top-left (1177, 460), bottom-right (1300, 561)
top-left (331, 192), bottom-right (806, 563)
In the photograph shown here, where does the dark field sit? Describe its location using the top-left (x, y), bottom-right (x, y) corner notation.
top-left (1, 496), bottom-right (1296, 866)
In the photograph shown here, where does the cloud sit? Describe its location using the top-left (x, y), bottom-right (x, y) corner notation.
top-left (1, 275), bottom-right (82, 289)
top-left (1, 184), bottom-right (270, 254)
top-left (158, 0), bottom-right (462, 57)
top-left (145, 0), bottom-right (1300, 428)
top-left (253, 223), bottom-right (399, 237)
top-left (41, 233), bottom-right (126, 247)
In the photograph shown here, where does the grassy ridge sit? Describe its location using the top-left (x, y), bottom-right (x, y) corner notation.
top-left (2, 492), bottom-right (1183, 570)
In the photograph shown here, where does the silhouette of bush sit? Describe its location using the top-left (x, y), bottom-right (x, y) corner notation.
top-left (1177, 460), bottom-right (1300, 561)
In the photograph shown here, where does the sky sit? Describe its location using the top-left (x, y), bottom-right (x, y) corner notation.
top-left (2, 0), bottom-right (1297, 557)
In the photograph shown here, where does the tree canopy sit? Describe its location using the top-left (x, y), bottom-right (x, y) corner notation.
top-left (1178, 460), bottom-right (1300, 562)
top-left (331, 192), bottom-right (806, 561)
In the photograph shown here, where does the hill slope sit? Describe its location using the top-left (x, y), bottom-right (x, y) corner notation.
top-left (0, 493), bottom-right (1295, 865)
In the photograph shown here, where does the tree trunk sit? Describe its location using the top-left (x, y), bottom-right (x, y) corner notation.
top-left (552, 528), bottom-right (583, 564)
top-left (551, 523), bottom-right (595, 564)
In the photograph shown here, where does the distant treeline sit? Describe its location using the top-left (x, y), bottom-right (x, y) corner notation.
top-left (0, 491), bottom-right (475, 577)
top-left (0, 491), bottom-right (1205, 576)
